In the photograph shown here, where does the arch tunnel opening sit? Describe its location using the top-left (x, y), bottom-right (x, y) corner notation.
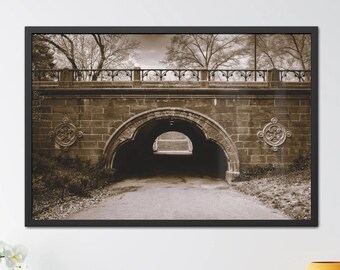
top-left (153, 131), bottom-right (193, 155)
top-left (112, 118), bottom-right (228, 180)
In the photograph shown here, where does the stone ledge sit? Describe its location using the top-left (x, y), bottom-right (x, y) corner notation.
top-left (33, 88), bottom-right (311, 97)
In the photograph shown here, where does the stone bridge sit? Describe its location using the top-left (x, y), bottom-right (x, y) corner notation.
top-left (31, 68), bottom-right (311, 182)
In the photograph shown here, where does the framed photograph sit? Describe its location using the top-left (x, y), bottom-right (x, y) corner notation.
top-left (25, 27), bottom-right (318, 227)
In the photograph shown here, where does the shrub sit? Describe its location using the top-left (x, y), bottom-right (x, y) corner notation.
top-left (89, 157), bottom-right (117, 186)
top-left (55, 154), bottom-right (89, 170)
top-left (234, 154), bottom-right (311, 182)
top-left (289, 155), bottom-right (311, 171)
top-left (32, 153), bottom-right (118, 205)
top-left (67, 182), bottom-right (86, 197)
top-left (32, 153), bottom-right (56, 174)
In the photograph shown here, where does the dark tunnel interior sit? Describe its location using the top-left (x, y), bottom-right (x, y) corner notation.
top-left (112, 119), bottom-right (228, 180)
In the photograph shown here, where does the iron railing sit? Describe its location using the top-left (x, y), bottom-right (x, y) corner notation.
top-left (279, 70), bottom-right (311, 82)
top-left (209, 70), bottom-right (268, 81)
top-left (32, 68), bottom-right (311, 83)
top-left (74, 69), bottom-right (134, 81)
top-left (141, 69), bottom-right (200, 81)
top-left (32, 70), bottom-right (61, 81)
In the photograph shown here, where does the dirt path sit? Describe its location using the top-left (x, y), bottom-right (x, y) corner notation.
top-left (65, 176), bottom-right (289, 220)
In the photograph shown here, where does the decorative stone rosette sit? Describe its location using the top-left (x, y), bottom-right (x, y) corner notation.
top-left (257, 117), bottom-right (291, 151)
top-left (49, 117), bottom-right (83, 151)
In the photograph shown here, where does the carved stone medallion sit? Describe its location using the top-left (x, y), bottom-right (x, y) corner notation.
top-left (257, 117), bottom-right (291, 151)
top-left (49, 117), bottom-right (84, 151)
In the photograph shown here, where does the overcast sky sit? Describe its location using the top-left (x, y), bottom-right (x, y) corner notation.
top-left (40, 34), bottom-right (310, 70)
top-left (130, 35), bottom-right (173, 68)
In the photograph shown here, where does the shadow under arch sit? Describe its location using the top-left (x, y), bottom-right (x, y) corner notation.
top-left (103, 107), bottom-right (240, 182)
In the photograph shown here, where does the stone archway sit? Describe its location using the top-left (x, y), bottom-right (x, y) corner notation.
top-left (103, 107), bottom-right (240, 182)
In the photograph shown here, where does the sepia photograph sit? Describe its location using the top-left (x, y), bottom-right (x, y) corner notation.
top-left (26, 27), bottom-right (318, 226)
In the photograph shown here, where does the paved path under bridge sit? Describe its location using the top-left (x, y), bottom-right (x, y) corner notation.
top-left (66, 176), bottom-right (289, 220)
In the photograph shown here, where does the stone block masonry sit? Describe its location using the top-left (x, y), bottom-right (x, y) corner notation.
top-left (32, 87), bottom-right (311, 179)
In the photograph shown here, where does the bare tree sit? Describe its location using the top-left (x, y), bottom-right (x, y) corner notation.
top-left (279, 34), bottom-right (311, 70)
top-left (161, 34), bottom-right (247, 69)
top-left (247, 34), bottom-right (311, 70)
top-left (36, 34), bottom-right (140, 78)
top-left (256, 35), bottom-right (281, 69)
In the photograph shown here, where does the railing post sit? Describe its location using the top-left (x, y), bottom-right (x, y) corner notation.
top-left (133, 66), bottom-right (141, 88)
top-left (59, 68), bottom-right (74, 88)
top-left (200, 69), bottom-right (208, 88)
top-left (267, 68), bottom-right (281, 88)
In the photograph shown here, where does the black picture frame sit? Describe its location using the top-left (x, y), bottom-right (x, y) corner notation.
top-left (25, 26), bottom-right (318, 227)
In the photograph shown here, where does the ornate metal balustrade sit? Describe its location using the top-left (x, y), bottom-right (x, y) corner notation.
top-left (32, 68), bottom-right (311, 83)
top-left (141, 69), bottom-right (200, 81)
top-left (279, 70), bottom-right (311, 82)
top-left (32, 70), bottom-right (61, 81)
top-left (209, 70), bottom-right (267, 82)
top-left (73, 69), bottom-right (134, 81)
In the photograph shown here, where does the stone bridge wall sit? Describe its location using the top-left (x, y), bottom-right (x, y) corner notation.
top-left (32, 88), bottom-right (311, 171)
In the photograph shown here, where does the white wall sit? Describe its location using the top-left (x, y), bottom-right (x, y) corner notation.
top-left (1, 1), bottom-right (339, 269)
